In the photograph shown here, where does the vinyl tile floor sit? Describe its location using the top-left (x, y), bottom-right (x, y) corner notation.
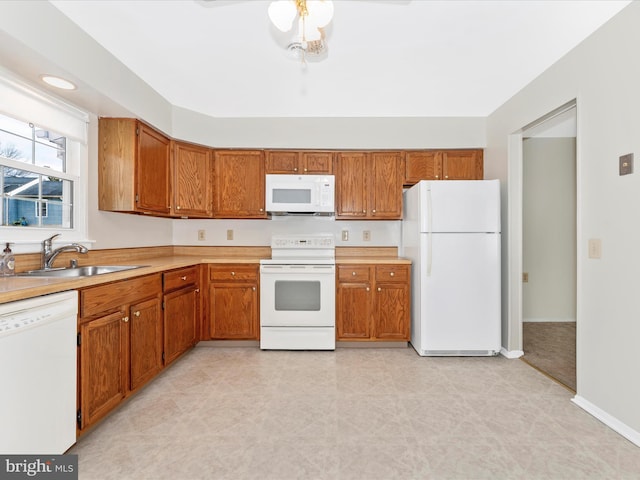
top-left (69, 345), bottom-right (640, 480)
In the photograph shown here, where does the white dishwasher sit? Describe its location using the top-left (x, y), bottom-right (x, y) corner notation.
top-left (0, 290), bottom-right (78, 454)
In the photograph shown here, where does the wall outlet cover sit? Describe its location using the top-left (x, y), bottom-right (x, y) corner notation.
top-left (619, 153), bottom-right (633, 176)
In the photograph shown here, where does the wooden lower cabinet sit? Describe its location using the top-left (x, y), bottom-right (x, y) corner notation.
top-left (77, 274), bottom-right (163, 432)
top-left (208, 264), bottom-right (259, 340)
top-left (336, 264), bottom-right (410, 341)
top-left (163, 266), bottom-right (200, 366)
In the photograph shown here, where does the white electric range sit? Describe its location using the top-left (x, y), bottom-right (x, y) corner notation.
top-left (260, 234), bottom-right (335, 350)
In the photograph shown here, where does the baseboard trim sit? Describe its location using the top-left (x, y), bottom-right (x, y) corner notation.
top-left (196, 340), bottom-right (260, 348)
top-left (500, 347), bottom-right (524, 359)
top-left (572, 395), bottom-right (640, 447)
top-left (523, 318), bottom-right (576, 323)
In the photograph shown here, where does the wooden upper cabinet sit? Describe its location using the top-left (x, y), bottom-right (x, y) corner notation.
top-left (405, 151), bottom-right (442, 184)
top-left (335, 152), bottom-right (368, 219)
top-left (335, 151), bottom-right (403, 220)
top-left (370, 151), bottom-right (403, 219)
top-left (404, 149), bottom-right (483, 185)
top-left (172, 141), bottom-right (213, 217)
top-left (213, 150), bottom-right (266, 218)
top-left (442, 149), bottom-right (483, 180)
top-left (98, 118), bottom-right (171, 215)
top-left (265, 150), bottom-right (333, 174)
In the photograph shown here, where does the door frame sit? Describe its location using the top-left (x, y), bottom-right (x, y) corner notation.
top-left (506, 99), bottom-right (578, 357)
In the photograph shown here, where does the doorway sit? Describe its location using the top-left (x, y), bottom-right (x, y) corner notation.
top-left (520, 104), bottom-right (577, 391)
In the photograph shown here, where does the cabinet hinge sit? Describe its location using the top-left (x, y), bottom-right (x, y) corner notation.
top-left (76, 409), bottom-right (82, 427)
top-left (162, 351), bottom-right (165, 362)
top-left (161, 301), bottom-right (165, 310)
top-left (77, 333), bottom-right (81, 347)
top-left (135, 194), bottom-right (139, 203)
top-left (135, 127), bottom-right (139, 136)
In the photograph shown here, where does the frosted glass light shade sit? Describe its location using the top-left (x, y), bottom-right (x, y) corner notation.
top-left (268, 1), bottom-right (297, 32)
top-left (306, 1), bottom-right (334, 28)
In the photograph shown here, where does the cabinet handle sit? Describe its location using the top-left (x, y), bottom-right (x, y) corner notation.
top-left (195, 288), bottom-right (200, 293)
top-left (133, 311), bottom-right (140, 317)
top-left (181, 276), bottom-right (187, 281)
top-left (445, 176), bottom-right (448, 179)
top-left (362, 210), bottom-right (366, 213)
top-left (294, 167), bottom-right (298, 172)
top-left (390, 272), bottom-right (395, 277)
top-left (176, 205), bottom-right (181, 210)
top-left (122, 316), bottom-right (129, 323)
top-left (377, 287), bottom-right (382, 292)
top-left (231, 271), bottom-right (235, 276)
top-left (259, 208), bottom-right (264, 212)
top-left (252, 287), bottom-right (256, 291)
top-left (304, 168), bottom-right (308, 172)
top-left (435, 175), bottom-right (439, 179)
top-left (366, 287), bottom-right (370, 292)
top-left (372, 209), bottom-right (376, 214)
top-left (352, 271), bottom-right (356, 276)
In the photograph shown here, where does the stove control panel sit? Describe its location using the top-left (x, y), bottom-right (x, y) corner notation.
top-left (271, 234), bottom-right (335, 250)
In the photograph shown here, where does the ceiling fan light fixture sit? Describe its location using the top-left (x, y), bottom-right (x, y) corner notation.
top-left (268, 1), bottom-right (297, 32)
top-left (269, 0), bottom-right (333, 60)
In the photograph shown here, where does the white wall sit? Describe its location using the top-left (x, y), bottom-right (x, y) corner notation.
top-left (486, 2), bottom-right (640, 439)
top-left (522, 137), bottom-right (576, 322)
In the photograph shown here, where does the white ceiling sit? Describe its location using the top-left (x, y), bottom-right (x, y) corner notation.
top-left (50, 0), bottom-right (630, 118)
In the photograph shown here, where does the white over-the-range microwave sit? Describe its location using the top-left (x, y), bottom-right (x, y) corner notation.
top-left (265, 174), bottom-right (335, 214)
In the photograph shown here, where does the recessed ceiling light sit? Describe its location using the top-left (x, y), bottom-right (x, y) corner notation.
top-left (40, 75), bottom-right (77, 91)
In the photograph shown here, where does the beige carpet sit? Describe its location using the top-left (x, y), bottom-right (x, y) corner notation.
top-left (522, 321), bottom-right (576, 391)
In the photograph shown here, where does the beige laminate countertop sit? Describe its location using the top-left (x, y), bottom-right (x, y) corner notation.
top-left (0, 254), bottom-right (411, 305)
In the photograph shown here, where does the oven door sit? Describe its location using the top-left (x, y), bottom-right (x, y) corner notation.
top-left (260, 264), bottom-right (335, 327)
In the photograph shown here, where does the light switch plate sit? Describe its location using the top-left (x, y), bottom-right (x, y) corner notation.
top-left (619, 153), bottom-right (633, 175)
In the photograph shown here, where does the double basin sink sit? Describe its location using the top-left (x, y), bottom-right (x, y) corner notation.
top-left (18, 265), bottom-right (147, 278)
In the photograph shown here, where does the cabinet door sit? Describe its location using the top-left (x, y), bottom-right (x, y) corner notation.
top-left (336, 282), bottom-right (371, 339)
top-left (373, 283), bottom-right (410, 340)
top-left (265, 151), bottom-right (301, 173)
top-left (370, 151), bottom-right (403, 219)
top-left (79, 311), bottom-right (127, 430)
top-left (442, 150), bottom-right (483, 180)
top-left (209, 283), bottom-right (258, 339)
top-left (164, 286), bottom-right (198, 366)
top-left (302, 151), bottom-right (333, 174)
top-left (129, 297), bottom-right (163, 391)
top-left (404, 151), bottom-right (442, 184)
top-left (137, 123), bottom-right (171, 214)
top-left (335, 152), bottom-right (368, 219)
top-left (213, 150), bottom-right (266, 218)
top-left (173, 142), bottom-right (213, 217)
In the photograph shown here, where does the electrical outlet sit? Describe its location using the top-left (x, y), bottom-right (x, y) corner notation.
top-left (197, 229), bottom-right (206, 241)
top-left (341, 230), bottom-right (349, 241)
top-left (523, 272), bottom-right (529, 283)
top-left (363, 230), bottom-right (371, 241)
top-left (226, 229), bottom-right (234, 241)
top-left (588, 238), bottom-right (602, 259)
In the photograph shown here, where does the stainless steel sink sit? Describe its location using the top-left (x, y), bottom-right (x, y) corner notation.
top-left (18, 265), bottom-right (148, 278)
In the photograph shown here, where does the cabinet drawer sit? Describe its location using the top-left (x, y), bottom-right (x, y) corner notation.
top-left (375, 265), bottom-right (409, 282)
top-left (164, 266), bottom-right (198, 292)
top-left (209, 265), bottom-right (258, 282)
top-left (338, 265), bottom-right (370, 282)
top-left (81, 274), bottom-right (161, 318)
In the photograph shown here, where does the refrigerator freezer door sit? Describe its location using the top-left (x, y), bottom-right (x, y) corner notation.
top-left (415, 232), bottom-right (501, 355)
top-left (419, 180), bottom-right (501, 234)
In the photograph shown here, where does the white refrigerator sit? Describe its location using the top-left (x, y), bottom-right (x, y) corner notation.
top-left (402, 180), bottom-right (501, 356)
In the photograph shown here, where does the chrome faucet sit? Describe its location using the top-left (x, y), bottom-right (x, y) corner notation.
top-left (42, 234), bottom-right (88, 270)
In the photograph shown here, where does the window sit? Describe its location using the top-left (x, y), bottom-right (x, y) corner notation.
top-left (0, 68), bottom-right (88, 246)
top-left (0, 113), bottom-right (73, 228)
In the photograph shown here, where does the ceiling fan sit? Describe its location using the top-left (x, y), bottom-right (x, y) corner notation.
top-left (196, 0), bottom-right (410, 63)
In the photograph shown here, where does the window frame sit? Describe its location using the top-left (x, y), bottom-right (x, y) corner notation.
top-left (0, 70), bottom-right (89, 253)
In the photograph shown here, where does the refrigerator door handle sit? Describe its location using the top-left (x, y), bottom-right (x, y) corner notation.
top-left (427, 187), bottom-right (433, 276)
